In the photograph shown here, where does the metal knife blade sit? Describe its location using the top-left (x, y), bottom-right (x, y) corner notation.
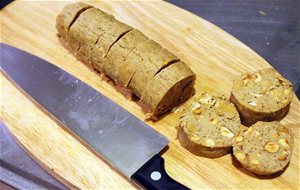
top-left (0, 43), bottom-right (168, 178)
top-left (1, 43), bottom-right (190, 190)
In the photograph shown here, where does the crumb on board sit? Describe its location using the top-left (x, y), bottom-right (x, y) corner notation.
top-left (259, 10), bottom-right (266, 16)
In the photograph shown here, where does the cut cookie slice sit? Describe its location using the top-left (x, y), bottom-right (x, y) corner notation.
top-left (116, 39), bottom-right (159, 88)
top-left (230, 68), bottom-right (293, 126)
top-left (129, 46), bottom-right (179, 97)
top-left (178, 93), bottom-right (241, 158)
top-left (75, 7), bottom-right (115, 36)
top-left (91, 22), bottom-right (132, 72)
top-left (68, 20), bottom-right (99, 66)
top-left (141, 62), bottom-right (196, 118)
top-left (102, 29), bottom-right (148, 80)
top-left (56, 2), bottom-right (92, 39)
top-left (233, 121), bottom-right (294, 175)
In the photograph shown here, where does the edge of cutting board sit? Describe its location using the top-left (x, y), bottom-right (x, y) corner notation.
top-left (1, 1), bottom-right (299, 189)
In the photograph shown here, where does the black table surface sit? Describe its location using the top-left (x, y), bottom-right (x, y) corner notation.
top-left (168, 0), bottom-right (300, 97)
top-left (1, 1), bottom-right (299, 189)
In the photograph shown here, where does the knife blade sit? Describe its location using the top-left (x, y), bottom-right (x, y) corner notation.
top-left (0, 43), bottom-right (189, 190)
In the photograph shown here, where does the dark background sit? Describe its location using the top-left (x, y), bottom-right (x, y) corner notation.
top-left (168, 0), bottom-right (300, 97)
top-left (1, 1), bottom-right (299, 189)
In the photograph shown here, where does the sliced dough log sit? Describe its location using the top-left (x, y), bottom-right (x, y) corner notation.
top-left (178, 93), bottom-right (241, 158)
top-left (141, 62), bottom-right (196, 117)
top-left (116, 40), bottom-right (159, 88)
top-left (91, 23), bottom-right (132, 72)
top-left (129, 46), bottom-right (179, 97)
top-left (57, 3), bottom-right (196, 119)
top-left (56, 3), bottom-right (92, 39)
top-left (102, 29), bottom-right (148, 80)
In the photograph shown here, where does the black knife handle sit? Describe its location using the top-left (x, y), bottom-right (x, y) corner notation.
top-left (131, 154), bottom-right (190, 190)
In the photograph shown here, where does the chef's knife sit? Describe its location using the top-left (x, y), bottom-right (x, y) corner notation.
top-left (0, 43), bottom-right (189, 190)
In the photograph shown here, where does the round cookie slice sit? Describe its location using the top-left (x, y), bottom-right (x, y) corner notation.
top-left (178, 93), bottom-right (241, 158)
top-left (233, 121), bottom-right (294, 175)
top-left (230, 68), bottom-right (293, 126)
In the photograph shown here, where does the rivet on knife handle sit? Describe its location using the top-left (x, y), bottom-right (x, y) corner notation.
top-left (132, 154), bottom-right (190, 190)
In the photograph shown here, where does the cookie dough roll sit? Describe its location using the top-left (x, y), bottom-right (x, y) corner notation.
top-left (56, 3), bottom-right (92, 39)
top-left (116, 40), bottom-right (159, 88)
top-left (129, 46), bottom-right (180, 97)
top-left (57, 3), bottom-right (196, 119)
top-left (141, 62), bottom-right (196, 118)
top-left (178, 93), bottom-right (241, 158)
top-left (233, 121), bottom-right (294, 175)
top-left (102, 29), bottom-right (148, 80)
top-left (230, 68), bottom-right (293, 126)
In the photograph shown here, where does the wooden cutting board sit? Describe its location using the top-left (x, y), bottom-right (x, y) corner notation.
top-left (1, 1), bottom-right (299, 189)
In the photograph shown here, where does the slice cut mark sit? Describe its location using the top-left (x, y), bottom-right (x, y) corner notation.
top-left (102, 29), bottom-right (148, 81)
top-left (117, 39), bottom-right (159, 88)
top-left (141, 62), bottom-right (196, 117)
top-left (76, 7), bottom-right (115, 36)
top-left (129, 46), bottom-right (180, 97)
top-left (67, 6), bottom-right (92, 32)
top-left (66, 6), bottom-right (132, 72)
top-left (69, 7), bottom-right (118, 68)
top-left (56, 2), bottom-right (93, 39)
top-left (68, 20), bottom-right (99, 66)
top-left (91, 22), bottom-right (133, 72)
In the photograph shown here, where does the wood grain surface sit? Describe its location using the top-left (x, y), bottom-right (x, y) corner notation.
top-left (1, 1), bottom-right (299, 189)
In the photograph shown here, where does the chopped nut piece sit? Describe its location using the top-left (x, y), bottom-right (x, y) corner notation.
top-left (235, 136), bottom-right (243, 142)
top-left (210, 118), bottom-right (218, 125)
top-left (264, 142), bottom-right (279, 153)
top-left (278, 151), bottom-right (288, 161)
top-left (193, 109), bottom-right (201, 114)
top-left (217, 103), bottom-right (236, 119)
top-left (261, 81), bottom-right (273, 92)
top-left (190, 136), bottom-right (200, 142)
top-left (244, 127), bottom-right (253, 135)
top-left (191, 102), bottom-right (201, 110)
top-left (254, 131), bottom-right (260, 136)
top-left (220, 127), bottom-right (234, 138)
top-left (273, 133), bottom-right (279, 139)
top-left (204, 138), bottom-right (215, 147)
top-left (199, 94), bottom-right (212, 103)
top-left (254, 73), bottom-right (262, 82)
top-left (282, 99), bottom-right (289, 104)
top-left (250, 159), bottom-right (260, 166)
top-left (284, 89), bottom-right (291, 95)
top-left (278, 138), bottom-right (290, 149)
top-left (248, 101), bottom-right (257, 106)
top-left (253, 92), bottom-right (263, 97)
top-left (235, 153), bottom-right (246, 160)
top-left (237, 142), bottom-right (243, 149)
top-left (277, 126), bottom-right (288, 135)
top-left (278, 155), bottom-right (287, 161)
